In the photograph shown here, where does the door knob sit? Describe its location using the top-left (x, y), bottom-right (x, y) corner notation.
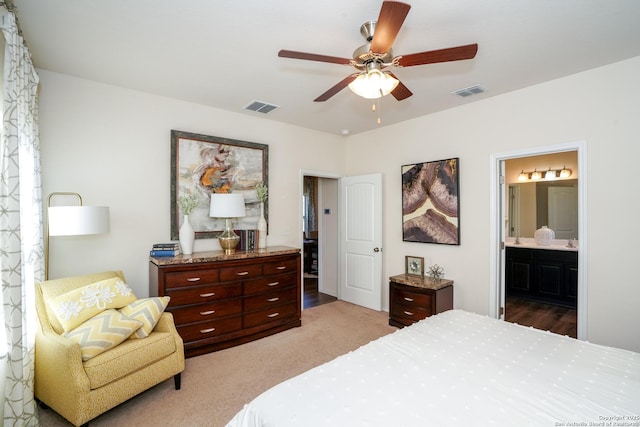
top-left (374, 247), bottom-right (380, 252)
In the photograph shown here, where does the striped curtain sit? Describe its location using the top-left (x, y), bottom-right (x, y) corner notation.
top-left (0, 4), bottom-right (42, 426)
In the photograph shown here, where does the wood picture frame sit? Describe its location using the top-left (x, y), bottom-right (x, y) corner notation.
top-left (405, 255), bottom-right (424, 277)
top-left (170, 130), bottom-right (269, 240)
top-left (401, 157), bottom-right (460, 245)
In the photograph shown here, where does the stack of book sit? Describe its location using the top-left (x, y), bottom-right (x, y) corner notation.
top-left (149, 242), bottom-right (181, 257)
top-left (236, 229), bottom-right (258, 251)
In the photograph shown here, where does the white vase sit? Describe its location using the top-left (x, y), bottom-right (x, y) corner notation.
top-left (534, 225), bottom-right (555, 246)
top-left (257, 203), bottom-right (267, 249)
top-left (179, 214), bottom-right (195, 255)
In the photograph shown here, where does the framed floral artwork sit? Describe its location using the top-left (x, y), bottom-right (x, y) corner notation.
top-left (405, 256), bottom-right (424, 277)
top-left (170, 130), bottom-right (269, 240)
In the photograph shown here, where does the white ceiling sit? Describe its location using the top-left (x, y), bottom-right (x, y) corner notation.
top-left (11, 0), bottom-right (640, 136)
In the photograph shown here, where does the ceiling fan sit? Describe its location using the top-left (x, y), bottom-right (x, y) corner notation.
top-left (278, 1), bottom-right (478, 102)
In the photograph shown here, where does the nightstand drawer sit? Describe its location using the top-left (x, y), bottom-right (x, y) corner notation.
top-left (390, 302), bottom-right (432, 323)
top-left (169, 298), bottom-right (242, 324)
top-left (394, 288), bottom-right (432, 307)
top-left (165, 282), bottom-right (242, 306)
top-left (165, 269), bottom-right (218, 288)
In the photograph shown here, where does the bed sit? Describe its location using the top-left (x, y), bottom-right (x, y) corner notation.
top-left (226, 310), bottom-right (640, 427)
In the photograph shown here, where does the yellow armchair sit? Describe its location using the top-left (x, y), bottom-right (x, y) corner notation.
top-left (34, 271), bottom-right (185, 427)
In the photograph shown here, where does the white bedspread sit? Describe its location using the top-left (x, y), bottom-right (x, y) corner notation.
top-left (226, 310), bottom-right (640, 427)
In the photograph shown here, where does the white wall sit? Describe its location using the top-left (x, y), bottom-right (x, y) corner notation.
top-left (40, 56), bottom-right (640, 352)
top-left (39, 70), bottom-right (346, 298)
top-left (345, 56), bottom-right (640, 352)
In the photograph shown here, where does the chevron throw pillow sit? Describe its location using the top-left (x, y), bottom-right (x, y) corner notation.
top-left (119, 296), bottom-right (170, 339)
top-left (64, 309), bottom-right (143, 361)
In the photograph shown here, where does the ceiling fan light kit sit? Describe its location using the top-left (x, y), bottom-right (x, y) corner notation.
top-left (277, 1), bottom-right (478, 104)
top-left (348, 62), bottom-right (399, 99)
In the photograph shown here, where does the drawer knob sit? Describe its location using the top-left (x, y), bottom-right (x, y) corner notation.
top-left (267, 297), bottom-right (280, 302)
top-left (403, 310), bottom-right (414, 316)
top-left (404, 297), bottom-right (414, 302)
top-left (199, 292), bottom-right (216, 298)
top-left (200, 328), bottom-right (216, 334)
top-left (200, 310), bottom-right (216, 316)
top-left (267, 312), bottom-right (280, 318)
top-left (276, 266), bottom-right (286, 270)
top-left (187, 277), bottom-right (201, 282)
top-left (267, 281), bottom-right (280, 287)
top-left (236, 271), bottom-right (249, 276)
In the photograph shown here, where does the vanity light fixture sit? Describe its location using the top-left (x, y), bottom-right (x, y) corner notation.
top-left (517, 166), bottom-right (573, 182)
top-left (545, 168), bottom-right (556, 180)
top-left (531, 169), bottom-right (542, 180)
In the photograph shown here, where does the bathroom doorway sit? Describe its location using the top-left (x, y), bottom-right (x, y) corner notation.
top-left (490, 141), bottom-right (587, 340)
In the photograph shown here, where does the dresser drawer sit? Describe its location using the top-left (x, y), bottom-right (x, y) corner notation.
top-left (176, 316), bottom-right (242, 342)
top-left (169, 298), bottom-right (242, 324)
top-left (165, 282), bottom-right (242, 306)
top-left (243, 272), bottom-right (297, 295)
top-left (244, 287), bottom-right (297, 312)
top-left (263, 257), bottom-right (298, 276)
top-left (219, 263), bottom-right (263, 282)
top-left (165, 269), bottom-right (218, 288)
top-left (243, 301), bottom-right (298, 329)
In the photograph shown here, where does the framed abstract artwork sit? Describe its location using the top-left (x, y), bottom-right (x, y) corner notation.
top-left (170, 130), bottom-right (269, 240)
top-left (401, 157), bottom-right (460, 245)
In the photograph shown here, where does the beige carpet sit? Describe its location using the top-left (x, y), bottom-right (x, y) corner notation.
top-left (39, 300), bottom-right (396, 427)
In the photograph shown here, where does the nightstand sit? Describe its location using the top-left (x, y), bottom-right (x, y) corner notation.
top-left (389, 274), bottom-right (453, 327)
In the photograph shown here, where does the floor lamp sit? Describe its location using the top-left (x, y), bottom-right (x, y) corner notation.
top-left (45, 192), bottom-right (110, 280)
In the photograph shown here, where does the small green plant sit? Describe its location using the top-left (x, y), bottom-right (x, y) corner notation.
top-left (178, 192), bottom-right (199, 215)
top-left (255, 182), bottom-right (268, 203)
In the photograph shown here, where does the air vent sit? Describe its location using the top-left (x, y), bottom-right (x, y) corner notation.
top-left (452, 84), bottom-right (485, 98)
top-left (244, 100), bottom-right (279, 114)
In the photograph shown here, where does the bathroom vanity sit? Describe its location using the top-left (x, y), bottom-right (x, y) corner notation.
top-left (505, 241), bottom-right (578, 308)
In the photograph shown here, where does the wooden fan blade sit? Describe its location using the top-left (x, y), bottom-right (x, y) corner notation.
top-left (278, 49), bottom-right (351, 65)
top-left (397, 43), bottom-right (478, 67)
top-left (388, 72), bottom-right (412, 101)
top-left (370, 1), bottom-right (411, 54)
top-left (314, 74), bottom-right (359, 102)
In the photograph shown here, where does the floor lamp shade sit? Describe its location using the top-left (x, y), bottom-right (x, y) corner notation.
top-left (48, 206), bottom-right (110, 236)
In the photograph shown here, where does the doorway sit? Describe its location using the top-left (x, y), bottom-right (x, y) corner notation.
top-left (489, 141), bottom-right (587, 341)
top-left (301, 172), bottom-right (338, 309)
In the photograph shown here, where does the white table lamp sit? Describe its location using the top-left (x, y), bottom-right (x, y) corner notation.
top-left (210, 193), bottom-right (246, 254)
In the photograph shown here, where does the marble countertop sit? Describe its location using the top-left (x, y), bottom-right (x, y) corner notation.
top-left (504, 237), bottom-right (578, 252)
top-left (390, 274), bottom-right (453, 290)
top-left (150, 245), bottom-right (300, 266)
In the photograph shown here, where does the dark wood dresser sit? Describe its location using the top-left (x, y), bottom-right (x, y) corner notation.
top-left (389, 274), bottom-right (453, 328)
top-left (149, 246), bottom-right (301, 357)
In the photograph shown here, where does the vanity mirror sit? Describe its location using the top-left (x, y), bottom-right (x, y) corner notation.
top-left (508, 179), bottom-right (578, 239)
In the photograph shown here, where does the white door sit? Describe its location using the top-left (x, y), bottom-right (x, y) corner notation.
top-left (498, 162), bottom-right (507, 319)
top-left (548, 186), bottom-right (578, 239)
top-left (339, 174), bottom-right (383, 311)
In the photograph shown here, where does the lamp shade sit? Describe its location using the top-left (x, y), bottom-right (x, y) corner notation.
top-left (48, 206), bottom-right (110, 236)
top-left (209, 193), bottom-right (246, 218)
top-left (348, 68), bottom-right (399, 99)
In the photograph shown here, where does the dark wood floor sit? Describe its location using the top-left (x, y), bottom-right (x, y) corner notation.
top-left (303, 276), bottom-right (337, 309)
top-left (505, 297), bottom-right (577, 338)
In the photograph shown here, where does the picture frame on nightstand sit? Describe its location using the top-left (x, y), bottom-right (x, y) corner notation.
top-left (405, 256), bottom-right (424, 277)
